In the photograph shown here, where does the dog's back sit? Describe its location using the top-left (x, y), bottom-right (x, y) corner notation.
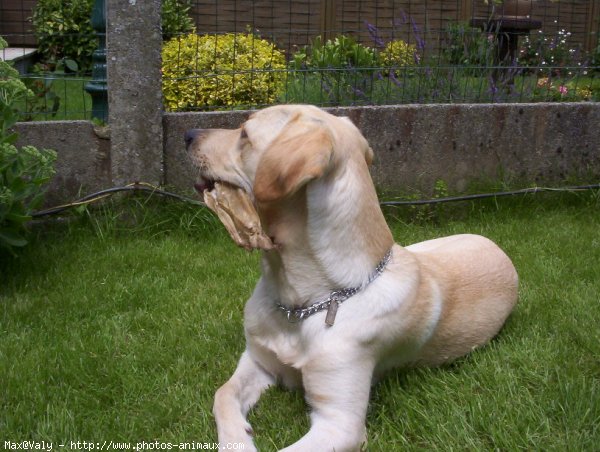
top-left (406, 234), bottom-right (518, 366)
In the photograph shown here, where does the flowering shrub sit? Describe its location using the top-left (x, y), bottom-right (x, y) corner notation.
top-left (379, 39), bottom-right (419, 74)
top-left (535, 77), bottom-right (593, 101)
top-left (519, 26), bottom-right (582, 75)
top-left (162, 33), bottom-right (286, 111)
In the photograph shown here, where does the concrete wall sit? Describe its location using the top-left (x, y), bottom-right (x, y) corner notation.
top-left (14, 102), bottom-right (600, 204)
top-left (16, 103), bottom-right (600, 203)
top-left (164, 103), bottom-right (600, 196)
top-left (14, 120), bottom-right (111, 205)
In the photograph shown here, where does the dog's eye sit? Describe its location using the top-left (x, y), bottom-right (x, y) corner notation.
top-left (240, 128), bottom-right (248, 140)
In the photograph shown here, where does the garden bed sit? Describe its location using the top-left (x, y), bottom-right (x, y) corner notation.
top-left (283, 70), bottom-right (600, 106)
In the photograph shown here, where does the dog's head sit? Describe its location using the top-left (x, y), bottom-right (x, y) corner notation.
top-left (185, 105), bottom-right (374, 205)
top-left (186, 105), bottom-right (392, 268)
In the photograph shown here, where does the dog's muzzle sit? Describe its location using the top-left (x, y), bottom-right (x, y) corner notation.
top-left (184, 128), bottom-right (209, 150)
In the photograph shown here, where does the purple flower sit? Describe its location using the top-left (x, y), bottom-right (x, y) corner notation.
top-left (389, 71), bottom-right (402, 87)
top-left (365, 21), bottom-right (385, 49)
top-left (410, 17), bottom-right (426, 52)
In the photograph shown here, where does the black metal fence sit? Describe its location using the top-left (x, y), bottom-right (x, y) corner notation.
top-left (170, 0), bottom-right (600, 109)
top-left (1, 0), bottom-right (599, 119)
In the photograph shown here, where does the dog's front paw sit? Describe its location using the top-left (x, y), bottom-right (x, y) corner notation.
top-left (218, 421), bottom-right (256, 452)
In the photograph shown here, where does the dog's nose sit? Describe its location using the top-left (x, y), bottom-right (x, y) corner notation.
top-left (184, 129), bottom-right (207, 150)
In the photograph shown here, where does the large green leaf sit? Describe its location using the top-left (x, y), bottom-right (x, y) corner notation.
top-left (0, 228), bottom-right (28, 247)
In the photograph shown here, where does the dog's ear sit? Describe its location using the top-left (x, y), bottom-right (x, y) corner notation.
top-left (254, 117), bottom-right (334, 203)
top-left (364, 146), bottom-right (374, 166)
top-left (339, 116), bottom-right (373, 166)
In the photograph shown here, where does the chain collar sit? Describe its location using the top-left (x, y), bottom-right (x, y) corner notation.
top-left (276, 248), bottom-right (393, 326)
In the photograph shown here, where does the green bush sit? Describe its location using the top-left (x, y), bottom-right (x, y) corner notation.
top-left (441, 23), bottom-right (495, 73)
top-left (379, 39), bottom-right (419, 75)
top-left (31, 0), bottom-right (97, 72)
top-left (289, 35), bottom-right (379, 105)
top-left (162, 33), bottom-right (286, 111)
top-left (291, 35), bottom-right (378, 73)
top-left (0, 38), bottom-right (56, 253)
top-left (162, 0), bottom-right (195, 39)
top-left (32, 0), bottom-right (195, 72)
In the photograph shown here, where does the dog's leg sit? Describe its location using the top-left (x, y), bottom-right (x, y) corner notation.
top-left (280, 356), bottom-right (374, 452)
top-left (213, 350), bottom-right (275, 452)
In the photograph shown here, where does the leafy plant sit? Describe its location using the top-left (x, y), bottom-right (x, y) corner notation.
top-left (379, 39), bottom-right (419, 76)
top-left (19, 60), bottom-right (81, 121)
top-left (0, 38), bottom-right (57, 253)
top-left (32, 0), bottom-right (195, 72)
top-left (291, 35), bottom-right (378, 73)
top-left (162, 0), bottom-right (195, 39)
top-left (441, 23), bottom-right (495, 75)
top-left (31, 0), bottom-right (97, 72)
top-left (407, 179), bottom-right (450, 224)
top-left (289, 35), bottom-right (379, 105)
top-left (162, 32), bottom-right (286, 111)
top-left (21, 76), bottom-right (60, 120)
top-left (22, 59), bottom-right (83, 121)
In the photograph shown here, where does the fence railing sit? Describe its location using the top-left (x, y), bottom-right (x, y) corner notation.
top-left (1, 0), bottom-right (599, 120)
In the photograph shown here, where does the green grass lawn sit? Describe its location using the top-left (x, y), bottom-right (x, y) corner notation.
top-left (17, 75), bottom-right (92, 121)
top-left (1, 192), bottom-right (599, 450)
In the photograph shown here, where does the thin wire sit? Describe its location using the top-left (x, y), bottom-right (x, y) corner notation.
top-left (30, 182), bottom-right (600, 218)
top-left (380, 184), bottom-right (600, 206)
top-left (31, 182), bottom-right (204, 218)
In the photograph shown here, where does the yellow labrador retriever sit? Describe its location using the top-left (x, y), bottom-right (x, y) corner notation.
top-left (185, 105), bottom-right (518, 451)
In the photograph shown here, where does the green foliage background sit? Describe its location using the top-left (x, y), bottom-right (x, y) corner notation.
top-left (32, 0), bottom-right (195, 71)
top-left (0, 38), bottom-right (56, 253)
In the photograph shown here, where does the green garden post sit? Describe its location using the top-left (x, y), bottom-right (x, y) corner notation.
top-left (85, 0), bottom-right (108, 122)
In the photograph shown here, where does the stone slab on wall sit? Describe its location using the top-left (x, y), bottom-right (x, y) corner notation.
top-left (163, 103), bottom-right (600, 196)
top-left (14, 120), bottom-right (111, 205)
top-left (332, 103), bottom-right (600, 193)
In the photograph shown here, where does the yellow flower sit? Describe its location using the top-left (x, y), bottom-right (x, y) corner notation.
top-left (536, 77), bottom-right (551, 88)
